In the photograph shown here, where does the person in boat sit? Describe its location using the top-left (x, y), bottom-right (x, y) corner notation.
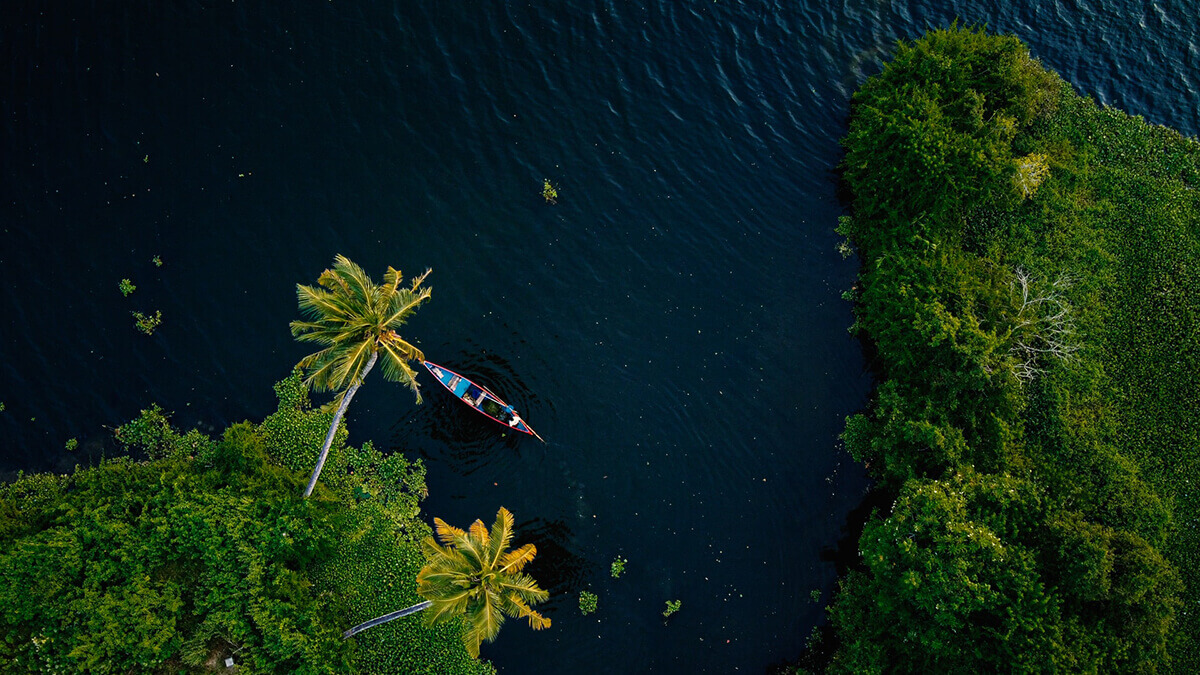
top-left (463, 385), bottom-right (486, 407)
top-left (502, 404), bottom-right (522, 428)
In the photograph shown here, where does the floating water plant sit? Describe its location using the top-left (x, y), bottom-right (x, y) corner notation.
top-left (119, 279), bottom-right (137, 296)
top-left (662, 599), bottom-right (681, 618)
top-left (542, 179), bottom-right (558, 204)
top-left (152, 255), bottom-right (162, 267)
top-left (579, 591), bottom-right (598, 615)
top-left (133, 310), bottom-right (162, 335)
top-left (611, 556), bottom-right (627, 578)
top-left (65, 438), bottom-right (78, 452)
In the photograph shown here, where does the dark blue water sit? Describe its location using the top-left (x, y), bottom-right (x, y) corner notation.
top-left (2, 1), bottom-right (1196, 672)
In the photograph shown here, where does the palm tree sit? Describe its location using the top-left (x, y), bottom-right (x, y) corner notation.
top-left (291, 255), bottom-right (431, 498)
top-left (342, 507), bottom-right (551, 657)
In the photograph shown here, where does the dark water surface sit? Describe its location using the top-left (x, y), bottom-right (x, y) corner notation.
top-left (2, 1), bottom-right (1197, 672)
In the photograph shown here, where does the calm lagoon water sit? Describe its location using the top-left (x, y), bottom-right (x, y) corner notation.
top-left (2, 1), bottom-right (1196, 672)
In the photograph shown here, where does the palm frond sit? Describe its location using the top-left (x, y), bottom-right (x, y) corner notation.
top-left (418, 541), bottom-right (470, 575)
top-left (498, 572), bottom-right (549, 604)
top-left (377, 339), bottom-right (423, 403)
top-left (497, 543), bottom-right (537, 574)
top-left (295, 283), bottom-right (353, 324)
top-left (487, 507), bottom-right (516, 570)
top-left (380, 332), bottom-right (424, 360)
top-left (462, 624), bottom-right (482, 659)
top-left (433, 518), bottom-right (467, 546)
top-left (410, 267), bottom-right (432, 290)
top-left (289, 321), bottom-right (342, 344)
top-left (295, 347), bottom-right (343, 393)
top-left (502, 595), bottom-right (551, 630)
top-left (383, 285), bottom-right (433, 328)
top-left (382, 266), bottom-right (403, 295)
top-left (468, 519), bottom-right (490, 548)
top-left (424, 593), bottom-right (473, 628)
top-left (467, 587), bottom-right (505, 644)
top-left (330, 254), bottom-right (374, 303)
top-left (454, 527), bottom-right (489, 570)
top-left (328, 339), bottom-right (375, 390)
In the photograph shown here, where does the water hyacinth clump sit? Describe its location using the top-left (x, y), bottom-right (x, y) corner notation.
top-left (133, 310), bottom-right (162, 335)
top-left (662, 600), bottom-right (681, 619)
top-left (610, 556), bottom-right (627, 578)
top-left (579, 591), bottom-right (598, 616)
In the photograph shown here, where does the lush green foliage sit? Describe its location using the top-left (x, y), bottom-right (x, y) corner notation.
top-left (579, 591), bottom-right (598, 615)
top-left (118, 278), bottom-right (136, 296)
top-left (830, 25), bottom-right (1196, 672)
top-left (417, 507), bottom-right (551, 658)
top-left (0, 373), bottom-right (490, 674)
top-left (0, 427), bottom-right (349, 673)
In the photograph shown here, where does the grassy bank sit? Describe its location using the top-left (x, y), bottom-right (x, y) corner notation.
top-left (828, 25), bottom-right (1198, 672)
top-left (0, 372), bottom-right (492, 674)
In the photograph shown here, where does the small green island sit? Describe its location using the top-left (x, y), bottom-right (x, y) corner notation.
top-left (814, 25), bottom-right (1200, 674)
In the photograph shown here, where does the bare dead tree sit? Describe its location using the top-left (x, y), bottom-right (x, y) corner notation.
top-left (1007, 267), bottom-right (1080, 382)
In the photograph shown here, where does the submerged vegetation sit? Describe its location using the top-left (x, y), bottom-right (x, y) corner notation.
top-left (0, 372), bottom-right (498, 674)
top-left (828, 25), bottom-right (1198, 672)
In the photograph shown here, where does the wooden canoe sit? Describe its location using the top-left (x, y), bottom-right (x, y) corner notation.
top-left (422, 360), bottom-right (544, 442)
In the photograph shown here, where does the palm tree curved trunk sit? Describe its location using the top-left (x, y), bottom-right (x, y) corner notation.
top-left (304, 351), bottom-right (378, 498)
top-left (342, 600), bottom-right (432, 639)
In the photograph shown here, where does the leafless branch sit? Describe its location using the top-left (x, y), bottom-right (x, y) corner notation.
top-left (1007, 267), bottom-right (1080, 382)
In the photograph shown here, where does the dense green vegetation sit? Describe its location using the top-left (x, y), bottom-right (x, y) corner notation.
top-left (0, 372), bottom-right (492, 674)
top-left (828, 25), bottom-right (1198, 673)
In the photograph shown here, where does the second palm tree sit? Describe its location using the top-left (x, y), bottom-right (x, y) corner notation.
top-left (342, 506), bottom-right (551, 656)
